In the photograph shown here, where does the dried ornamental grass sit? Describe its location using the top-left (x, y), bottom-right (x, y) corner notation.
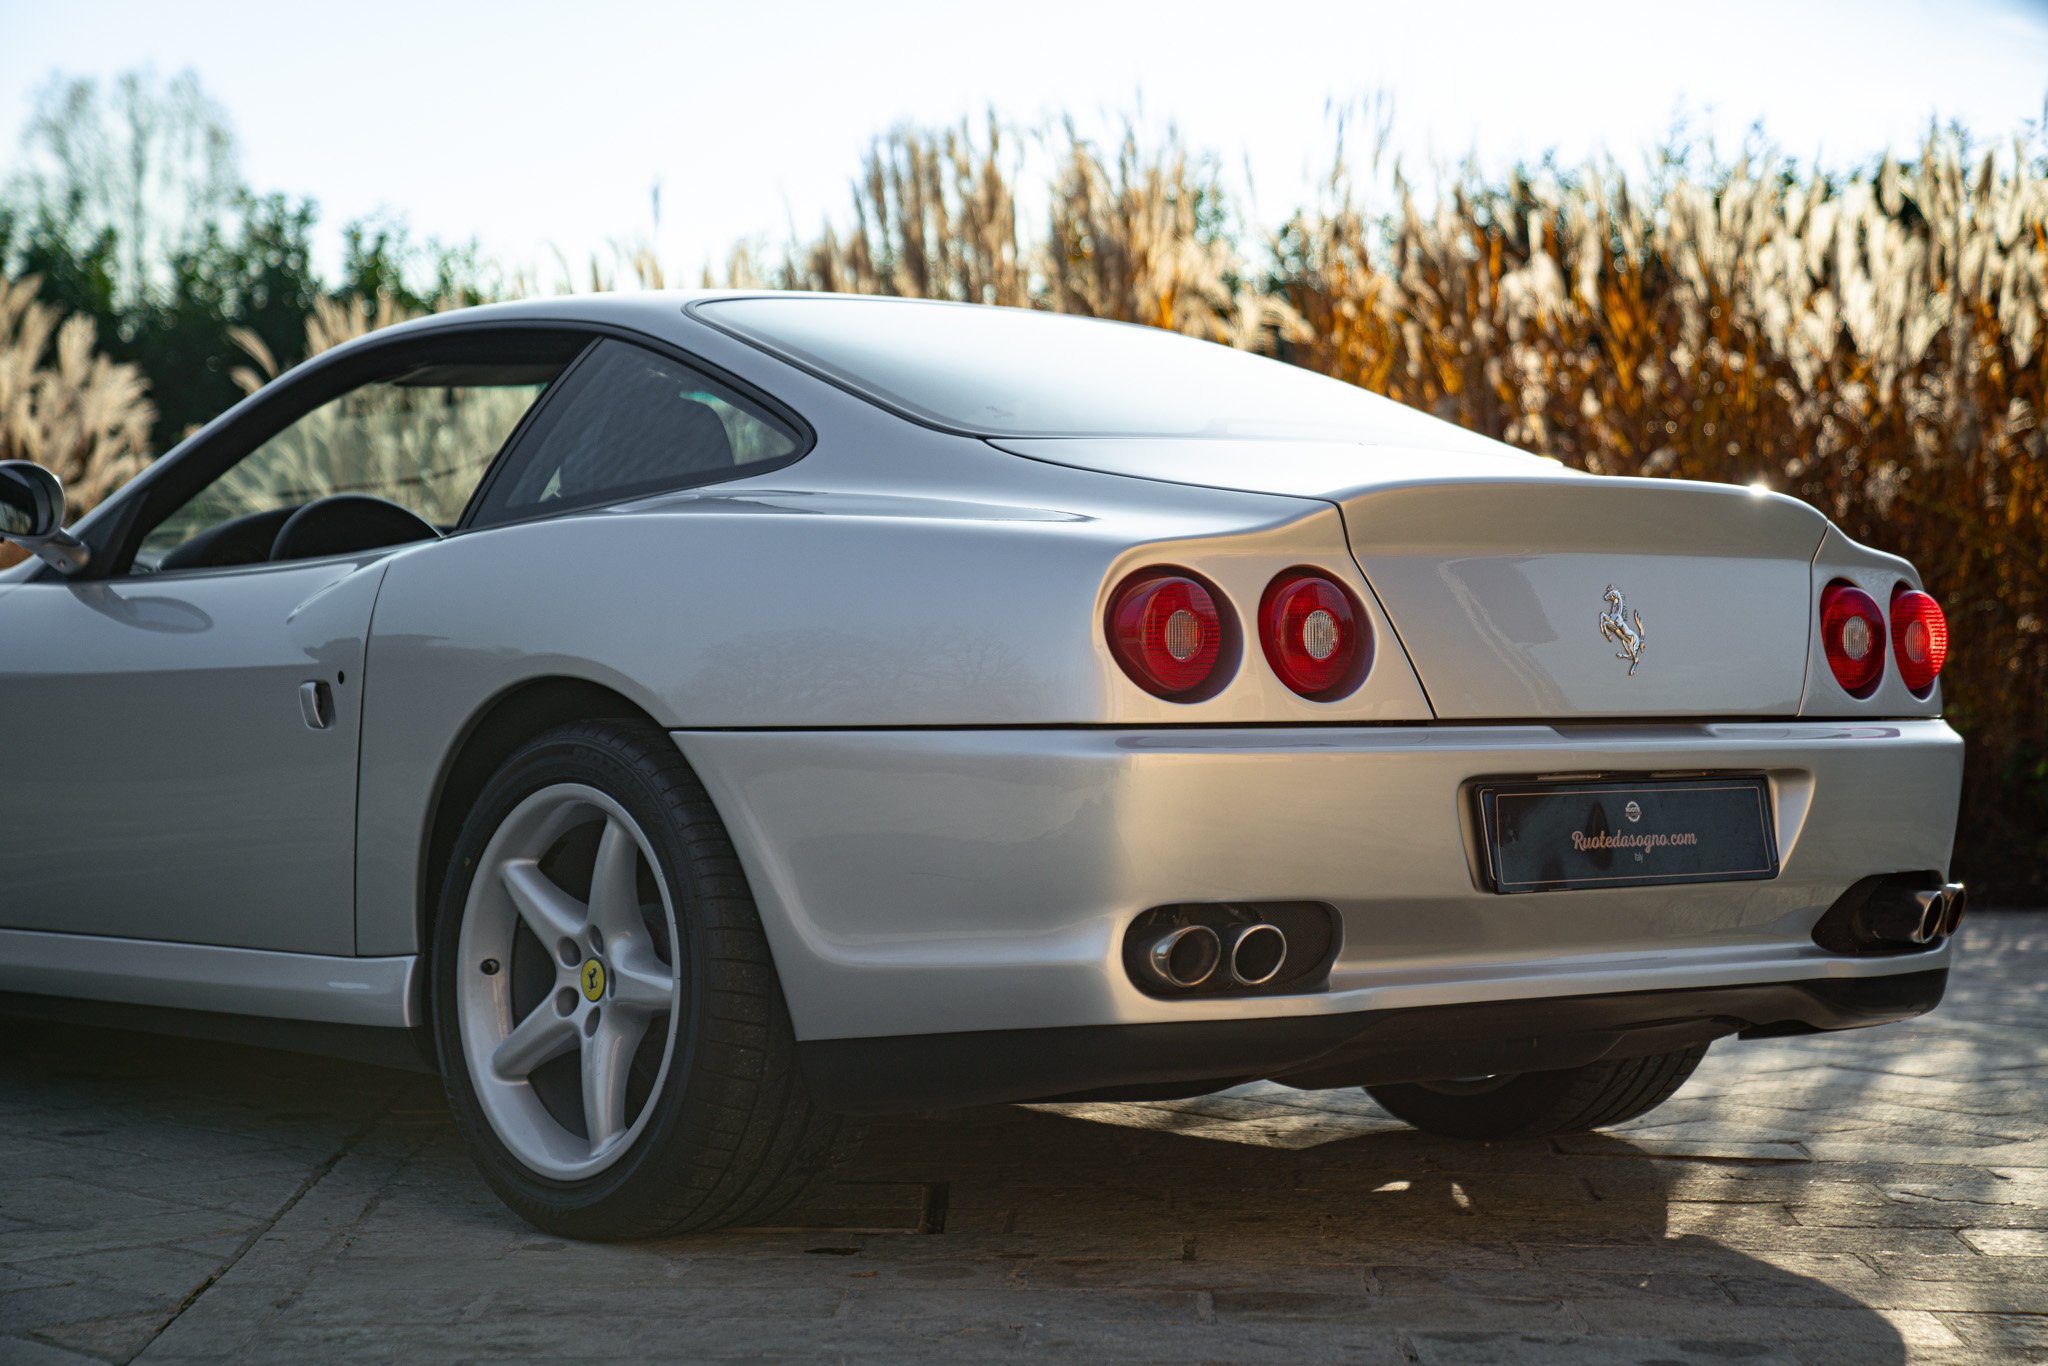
top-left (215, 292), bottom-right (510, 527)
top-left (1272, 133), bottom-right (2048, 891)
top-left (736, 121), bottom-right (2046, 893)
top-left (0, 274), bottom-right (154, 567)
top-left (718, 118), bottom-right (1304, 348)
top-left (8, 116), bottom-right (2041, 894)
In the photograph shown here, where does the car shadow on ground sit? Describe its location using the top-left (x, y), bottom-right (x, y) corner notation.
top-left (822, 1099), bottom-right (1910, 1361)
top-left (1, 1018), bottom-right (1911, 1362)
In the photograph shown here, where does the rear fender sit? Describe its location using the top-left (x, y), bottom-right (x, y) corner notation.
top-left (352, 463), bottom-right (1429, 957)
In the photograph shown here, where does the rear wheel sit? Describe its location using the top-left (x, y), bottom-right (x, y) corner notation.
top-left (431, 718), bottom-right (859, 1239)
top-left (1363, 1045), bottom-right (1707, 1140)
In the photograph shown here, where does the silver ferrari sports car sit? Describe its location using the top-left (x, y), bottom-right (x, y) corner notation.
top-left (0, 293), bottom-right (1963, 1239)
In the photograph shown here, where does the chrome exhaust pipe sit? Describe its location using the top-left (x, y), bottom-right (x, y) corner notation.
top-left (1225, 922), bottom-right (1288, 987)
top-left (1908, 888), bottom-right (1944, 944)
top-left (1143, 924), bottom-right (1223, 990)
top-left (1818, 874), bottom-right (1967, 954)
top-left (1939, 882), bottom-right (1967, 936)
top-left (1866, 886), bottom-right (1949, 946)
top-left (1913, 889), bottom-right (1946, 943)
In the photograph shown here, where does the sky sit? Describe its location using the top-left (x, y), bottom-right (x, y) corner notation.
top-left (2, 0), bottom-right (2045, 284)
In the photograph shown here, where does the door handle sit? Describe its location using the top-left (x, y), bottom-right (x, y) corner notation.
top-left (298, 680), bottom-right (334, 730)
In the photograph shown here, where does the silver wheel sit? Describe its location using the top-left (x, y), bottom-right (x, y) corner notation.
top-left (455, 782), bottom-right (681, 1180)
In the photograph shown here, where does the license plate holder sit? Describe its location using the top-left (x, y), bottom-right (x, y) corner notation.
top-left (1476, 776), bottom-right (1779, 894)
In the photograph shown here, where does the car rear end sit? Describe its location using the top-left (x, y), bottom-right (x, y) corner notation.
top-left (678, 295), bottom-right (1964, 1115)
top-left (669, 453), bottom-right (1957, 1114)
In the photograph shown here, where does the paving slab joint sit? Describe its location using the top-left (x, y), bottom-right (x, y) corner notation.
top-left (122, 1094), bottom-right (397, 1363)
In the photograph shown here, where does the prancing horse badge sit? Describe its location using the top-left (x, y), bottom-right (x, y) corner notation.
top-left (1599, 586), bottom-right (1647, 676)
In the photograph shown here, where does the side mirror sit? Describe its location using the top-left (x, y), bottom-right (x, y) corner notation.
top-left (0, 461), bottom-right (91, 574)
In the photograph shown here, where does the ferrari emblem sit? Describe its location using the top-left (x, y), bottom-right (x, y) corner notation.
top-left (580, 958), bottom-right (607, 1002)
top-left (1599, 586), bottom-right (1647, 676)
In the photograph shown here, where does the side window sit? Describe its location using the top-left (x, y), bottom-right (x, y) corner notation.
top-left (135, 348), bottom-right (576, 572)
top-left (469, 340), bottom-right (802, 528)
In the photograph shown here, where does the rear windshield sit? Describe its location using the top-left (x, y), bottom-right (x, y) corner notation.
top-left (695, 296), bottom-right (1463, 443)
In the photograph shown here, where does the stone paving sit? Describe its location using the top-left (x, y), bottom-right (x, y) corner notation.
top-left (4, 916), bottom-right (2048, 1364)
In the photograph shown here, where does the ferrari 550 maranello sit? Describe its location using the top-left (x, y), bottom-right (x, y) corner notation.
top-left (0, 293), bottom-right (1963, 1239)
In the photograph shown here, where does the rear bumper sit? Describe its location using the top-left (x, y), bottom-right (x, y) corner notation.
top-left (798, 968), bottom-right (1948, 1113)
top-left (675, 719), bottom-right (1964, 1042)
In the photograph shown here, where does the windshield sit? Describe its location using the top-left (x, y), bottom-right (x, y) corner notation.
top-left (696, 296), bottom-right (1469, 444)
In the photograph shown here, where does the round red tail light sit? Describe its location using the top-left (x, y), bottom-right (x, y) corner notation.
top-left (1108, 571), bottom-right (1226, 698)
top-left (1259, 570), bottom-right (1369, 699)
top-left (1819, 581), bottom-right (1885, 697)
top-left (1890, 587), bottom-right (1948, 695)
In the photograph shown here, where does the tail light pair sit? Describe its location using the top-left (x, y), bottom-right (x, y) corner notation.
top-left (1819, 581), bottom-right (1948, 697)
top-left (1108, 568), bottom-right (1369, 701)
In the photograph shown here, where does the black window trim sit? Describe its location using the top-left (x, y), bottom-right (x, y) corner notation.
top-left (448, 337), bottom-right (600, 531)
top-left (54, 316), bottom-right (815, 582)
top-left (89, 324), bottom-right (590, 580)
top-left (458, 335), bottom-right (815, 535)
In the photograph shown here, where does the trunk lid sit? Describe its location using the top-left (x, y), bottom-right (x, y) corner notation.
top-left (991, 437), bottom-right (1828, 719)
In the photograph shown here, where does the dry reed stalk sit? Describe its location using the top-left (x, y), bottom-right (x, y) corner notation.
top-left (725, 117), bottom-right (2046, 890)
top-left (216, 291), bottom-right (513, 526)
top-left (1274, 132), bottom-right (2047, 886)
top-left (709, 117), bottom-right (1303, 347)
top-left (15, 114), bottom-right (2038, 892)
top-left (0, 274), bottom-right (155, 567)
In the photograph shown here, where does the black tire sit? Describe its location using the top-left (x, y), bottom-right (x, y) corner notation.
top-left (431, 718), bottom-right (861, 1239)
top-left (1363, 1044), bottom-right (1708, 1140)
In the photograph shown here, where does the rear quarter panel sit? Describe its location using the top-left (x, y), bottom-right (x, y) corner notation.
top-left (351, 443), bottom-right (1430, 956)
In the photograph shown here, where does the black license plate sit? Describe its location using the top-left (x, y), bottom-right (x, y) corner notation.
top-left (1477, 776), bottom-right (1779, 894)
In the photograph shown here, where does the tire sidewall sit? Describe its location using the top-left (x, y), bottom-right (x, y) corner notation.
top-left (430, 723), bottom-right (708, 1227)
top-left (1365, 1045), bottom-right (1707, 1141)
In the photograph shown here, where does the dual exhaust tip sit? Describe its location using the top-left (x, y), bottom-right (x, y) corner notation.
top-left (1122, 901), bottom-right (1339, 998)
top-left (1866, 881), bottom-right (1967, 947)
top-left (1143, 921), bottom-right (1288, 992)
top-left (1812, 873), bottom-right (1967, 956)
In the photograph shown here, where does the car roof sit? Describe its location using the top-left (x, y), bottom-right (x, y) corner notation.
top-left (337, 288), bottom-right (1197, 353)
top-left (350, 290), bottom-right (724, 348)
top-left (355, 289), bottom-right (996, 335)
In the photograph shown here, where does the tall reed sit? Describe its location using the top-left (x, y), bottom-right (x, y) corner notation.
top-left (1269, 136), bottom-right (2046, 890)
top-left (0, 274), bottom-right (154, 567)
top-left (9, 113), bottom-right (2043, 893)
top-left (723, 119), bottom-right (2048, 895)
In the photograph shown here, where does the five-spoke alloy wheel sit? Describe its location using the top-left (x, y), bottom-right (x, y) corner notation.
top-left (456, 783), bottom-right (680, 1179)
top-left (432, 719), bottom-right (858, 1240)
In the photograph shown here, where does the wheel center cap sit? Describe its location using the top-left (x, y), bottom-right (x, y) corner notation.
top-left (579, 958), bottom-right (607, 1002)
